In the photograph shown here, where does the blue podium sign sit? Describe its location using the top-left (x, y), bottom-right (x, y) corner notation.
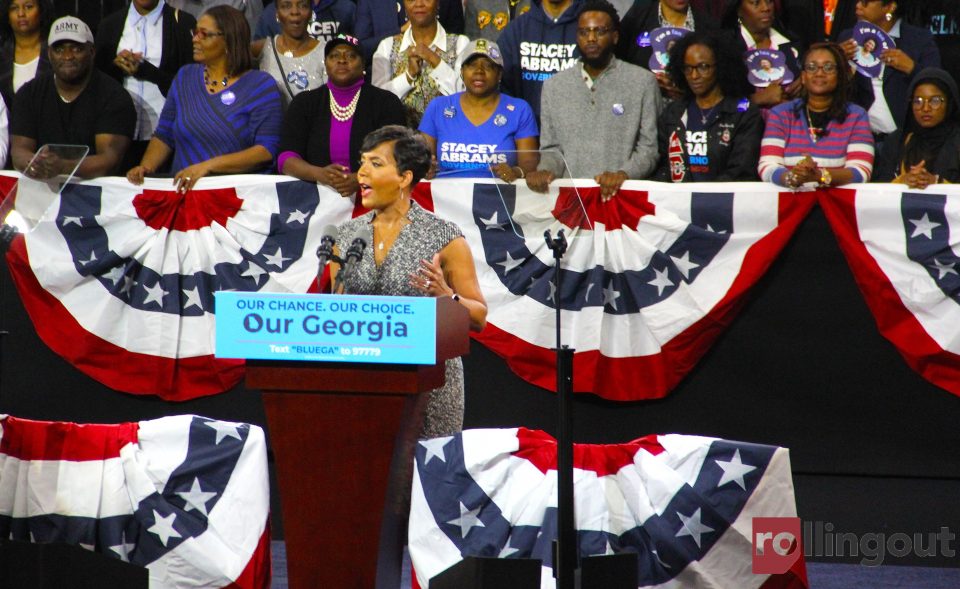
top-left (215, 292), bottom-right (438, 364)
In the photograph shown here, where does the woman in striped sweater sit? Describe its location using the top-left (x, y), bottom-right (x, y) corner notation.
top-left (758, 42), bottom-right (874, 188)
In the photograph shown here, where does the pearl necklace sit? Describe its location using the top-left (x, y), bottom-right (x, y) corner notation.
top-left (329, 88), bottom-right (361, 122)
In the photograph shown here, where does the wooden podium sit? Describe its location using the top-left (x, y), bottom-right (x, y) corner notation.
top-left (245, 297), bottom-right (470, 589)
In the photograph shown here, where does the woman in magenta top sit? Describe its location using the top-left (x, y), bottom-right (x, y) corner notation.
top-left (277, 34), bottom-right (406, 197)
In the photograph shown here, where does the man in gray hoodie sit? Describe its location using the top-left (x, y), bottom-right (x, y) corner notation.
top-left (528, 0), bottom-right (661, 198)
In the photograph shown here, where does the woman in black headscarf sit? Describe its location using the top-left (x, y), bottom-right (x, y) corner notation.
top-left (874, 68), bottom-right (960, 187)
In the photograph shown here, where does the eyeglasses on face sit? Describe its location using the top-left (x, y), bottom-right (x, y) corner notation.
top-left (682, 63), bottom-right (715, 75)
top-left (191, 28), bottom-right (224, 40)
top-left (803, 62), bottom-right (838, 74)
top-left (911, 96), bottom-right (946, 109)
top-left (577, 26), bottom-right (612, 38)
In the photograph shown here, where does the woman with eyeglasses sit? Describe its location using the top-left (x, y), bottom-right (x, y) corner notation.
top-left (617, 0), bottom-right (715, 99)
top-left (759, 42), bottom-right (874, 187)
top-left (655, 30), bottom-right (763, 182)
top-left (127, 5), bottom-right (283, 193)
top-left (875, 68), bottom-right (959, 186)
top-left (720, 0), bottom-right (802, 108)
top-left (371, 0), bottom-right (468, 127)
top-left (838, 0), bottom-right (940, 140)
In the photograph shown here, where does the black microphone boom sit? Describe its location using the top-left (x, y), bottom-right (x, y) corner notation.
top-left (316, 225), bottom-right (338, 291)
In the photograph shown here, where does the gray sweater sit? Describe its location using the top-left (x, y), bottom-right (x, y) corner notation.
top-left (539, 57), bottom-right (661, 179)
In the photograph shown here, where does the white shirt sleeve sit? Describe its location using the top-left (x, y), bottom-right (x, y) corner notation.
top-left (0, 95), bottom-right (9, 168)
top-left (432, 34), bottom-right (469, 95)
top-left (372, 36), bottom-right (415, 99)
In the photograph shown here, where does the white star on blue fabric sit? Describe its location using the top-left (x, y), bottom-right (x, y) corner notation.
top-left (421, 436), bottom-right (452, 465)
top-left (286, 209), bottom-right (309, 224)
top-left (547, 280), bottom-right (557, 303)
top-left (648, 267), bottom-right (674, 297)
top-left (675, 508), bottom-right (714, 548)
top-left (909, 213), bottom-right (940, 239)
top-left (264, 247), bottom-right (291, 269)
top-left (497, 251), bottom-right (524, 273)
top-left (102, 266), bottom-right (125, 286)
top-left (176, 477), bottom-right (218, 516)
top-left (242, 262), bottom-right (268, 282)
top-left (715, 449), bottom-right (757, 490)
top-left (79, 251), bottom-right (97, 266)
top-left (931, 258), bottom-right (958, 280)
top-left (147, 510), bottom-right (182, 547)
top-left (182, 287), bottom-right (203, 310)
top-left (670, 251), bottom-right (700, 280)
top-left (109, 531), bottom-right (136, 562)
top-left (499, 537), bottom-right (520, 557)
top-left (480, 211), bottom-right (505, 230)
top-left (603, 283), bottom-right (621, 309)
top-left (205, 420), bottom-right (242, 444)
top-left (446, 501), bottom-right (485, 538)
top-left (142, 282), bottom-right (168, 307)
top-left (120, 276), bottom-right (136, 295)
top-left (61, 216), bottom-right (82, 227)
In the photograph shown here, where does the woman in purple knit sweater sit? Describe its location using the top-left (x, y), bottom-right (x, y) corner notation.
top-left (758, 42), bottom-right (875, 188)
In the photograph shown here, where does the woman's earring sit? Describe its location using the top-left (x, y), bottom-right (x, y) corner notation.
top-left (885, 12), bottom-right (893, 22)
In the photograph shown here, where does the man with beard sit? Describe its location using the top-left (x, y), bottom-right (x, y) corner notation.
top-left (11, 16), bottom-right (134, 179)
top-left (527, 0), bottom-right (660, 199)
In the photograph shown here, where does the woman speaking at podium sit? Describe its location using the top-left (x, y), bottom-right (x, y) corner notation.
top-left (331, 124), bottom-right (486, 439)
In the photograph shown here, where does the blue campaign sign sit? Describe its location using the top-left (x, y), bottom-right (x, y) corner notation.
top-left (214, 292), bottom-right (438, 364)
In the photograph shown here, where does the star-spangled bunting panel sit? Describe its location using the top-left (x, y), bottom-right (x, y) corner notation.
top-left (4, 173), bottom-right (354, 400)
top-left (0, 414), bottom-right (270, 588)
top-left (818, 184), bottom-right (960, 397)
top-left (409, 428), bottom-right (808, 588)
top-left (418, 179), bottom-right (816, 400)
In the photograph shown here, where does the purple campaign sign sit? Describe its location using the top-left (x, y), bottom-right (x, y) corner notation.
top-left (648, 26), bottom-right (690, 73)
top-left (851, 20), bottom-right (894, 78)
top-left (745, 49), bottom-right (793, 88)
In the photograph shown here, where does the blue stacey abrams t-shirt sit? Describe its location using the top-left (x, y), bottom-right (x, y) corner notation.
top-left (420, 92), bottom-right (539, 178)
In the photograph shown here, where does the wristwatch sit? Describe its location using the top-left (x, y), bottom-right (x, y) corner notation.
top-left (819, 168), bottom-right (832, 187)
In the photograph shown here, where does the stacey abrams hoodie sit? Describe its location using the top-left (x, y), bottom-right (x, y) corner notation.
top-left (497, 0), bottom-right (582, 120)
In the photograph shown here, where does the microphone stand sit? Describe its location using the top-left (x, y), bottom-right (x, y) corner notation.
top-left (545, 228), bottom-right (576, 589)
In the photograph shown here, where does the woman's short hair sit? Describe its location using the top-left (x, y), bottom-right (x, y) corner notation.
top-left (666, 30), bottom-right (752, 101)
top-left (202, 5), bottom-right (253, 76)
top-left (0, 0), bottom-right (55, 44)
top-left (800, 42), bottom-right (852, 122)
top-left (361, 125), bottom-right (432, 186)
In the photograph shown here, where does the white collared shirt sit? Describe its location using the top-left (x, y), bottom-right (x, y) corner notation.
top-left (371, 23), bottom-right (469, 98)
top-left (740, 24), bottom-right (797, 60)
top-left (118, 0), bottom-right (167, 140)
top-left (867, 19), bottom-right (901, 135)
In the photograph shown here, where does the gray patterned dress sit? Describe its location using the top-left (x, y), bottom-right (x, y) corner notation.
top-left (336, 200), bottom-right (465, 438)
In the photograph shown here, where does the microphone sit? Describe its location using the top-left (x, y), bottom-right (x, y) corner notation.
top-left (344, 237), bottom-right (367, 265)
top-left (316, 225), bottom-right (338, 291)
top-left (335, 237), bottom-right (367, 294)
top-left (316, 225), bottom-right (337, 265)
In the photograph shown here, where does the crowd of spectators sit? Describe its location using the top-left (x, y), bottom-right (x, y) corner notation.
top-left (0, 0), bottom-right (957, 192)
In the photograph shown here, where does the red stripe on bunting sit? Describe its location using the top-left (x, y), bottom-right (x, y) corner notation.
top-left (818, 188), bottom-right (960, 397)
top-left (0, 415), bottom-right (139, 461)
top-left (472, 190), bottom-right (816, 400)
top-left (5, 236), bottom-right (245, 401)
top-left (222, 525), bottom-right (272, 589)
top-left (513, 428), bottom-right (665, 476)
top-left (133, 188), bottom-right (244, 231)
